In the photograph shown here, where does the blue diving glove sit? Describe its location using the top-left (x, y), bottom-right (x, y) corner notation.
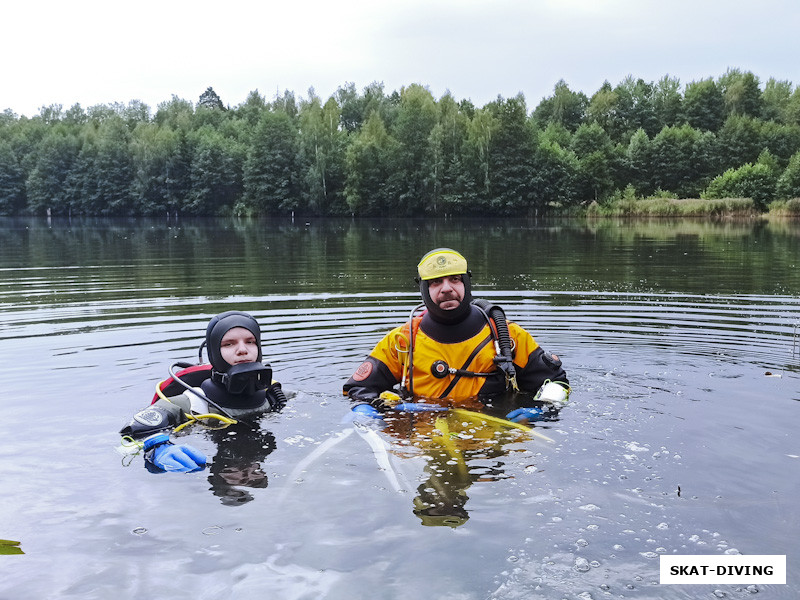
top-left (344, 404), bottom-right (386, 428)
top-left (505, 407), bottom-right (545, 424)
top-left (143, 433), bottom-right (207, 473)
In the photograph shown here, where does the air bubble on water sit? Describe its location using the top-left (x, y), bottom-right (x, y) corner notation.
top-left (639, 551), bottom-right (659, 559)
top-left (613, 544), bottom-right (624, 551)
top-left (202, 525), bottom-right (223, 535)
top-left (576, 538), bottom-right (589, 547)
top-left (724, 548), bottom-right (741, 555)
top-left (713, 591), bottom-right (727, 598)
top-left (507, 555), bottom-right (519, 563)
top-left (574, 557), bottom-right (591, 572)
top-left (656, 522), bottom-right (669, 530)
top-left (132, 527), bottom-right (147, 535)
top-left (589, 560), bottom-right (601, 568)
top-left (578, 503), bottom-right (600, 511)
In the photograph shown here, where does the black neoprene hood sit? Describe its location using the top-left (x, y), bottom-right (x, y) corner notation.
top-left (205, 311), bottom-right (263, 372)
top-left (419, 272), bottom-right (474, 325)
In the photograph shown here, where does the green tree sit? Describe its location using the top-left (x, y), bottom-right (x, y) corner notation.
top-left (187, 126), bottom-right (243, 214)
top-left (776, 151), bottom-right (800, 199)
top-left (532, 134), bottom-right (581, 209)
top-left (433, 92), bottom-right (472, 213)
top-left (154, 96), bottom-right (195, 130)
top-left (271, 90), bottom-right (298, 119)
top-left (625, 128), bottom-right (653, 195)
top-left (684, 78), bottom-right (725, 132)
top-left (0, 140), bottom-right (25, 214)
top-left (649, 124), bottom-right (716, 198)
top-left (235, 90), bottom-right (268, 126)
top-left (389, 84), bottom-right (439, 214)
top-left (785, 87), bottom-right (800, 126)
top-left (586, 82), bottom-right (624, 141)
top-left (298, 92), bottom-right (347, 215)
top-left (570, 121), bottom-right (617, 202)
top-left (532, 80), bottom-right (587, 132)
top-left (64, 104), bottom-right (88, 127)
top-left (614, 76), bottom-right (659, 138)
top-left (716, 115), bottom-right (763, 170)
top-left (92, 118), bottom-right (135, 214)
top-left (462, 107), bottom-right (498, 207)
top-left (130, 122), bottom-right (188, 214)
top-left (198, 87), bottom-right (225, 110)
top-left (25, 128), bottom-right (80, 215)
top-left (344, 111), bottom-right (397, 214)
top-left (652, 75), bottom-right (683, 127)
top-left (702, 161), bottom-right (777, 211)
top-left (761, 78), bottom-right (793, 123)
top-left (63, 129), bottom-right (99, 213)
top-left (243, 110), bottom-right (298, 213)
top-left (336, 81), bottom-right (396, 133)
top-left (759, 120), bottom-right (800, 167)
top-left (482, 94), bottom-right (541, 213)
top-left (718, 68), bottom-right (763, 118)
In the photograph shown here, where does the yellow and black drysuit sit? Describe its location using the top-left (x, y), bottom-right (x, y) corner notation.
top-left (343, 303), bottom-right (568, 407)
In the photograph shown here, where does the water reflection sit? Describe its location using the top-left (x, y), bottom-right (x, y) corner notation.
top-left (205, 423), bottom-right (276, 506)
top-left (2, 216), bottom-right (799, 600)
top-left (389, 411), bottom-right (531, 527)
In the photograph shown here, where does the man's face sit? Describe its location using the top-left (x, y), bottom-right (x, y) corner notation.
top-left (427, 274), bottom-right (465, 310)
top-left (219, 326), bottom-right (259, 366)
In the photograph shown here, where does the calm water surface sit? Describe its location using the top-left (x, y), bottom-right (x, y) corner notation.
top-left (1, 216), bottom-right (799, 599)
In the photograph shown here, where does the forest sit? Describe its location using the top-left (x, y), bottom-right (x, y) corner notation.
top-left (2, 68), bottom-right (800, 217)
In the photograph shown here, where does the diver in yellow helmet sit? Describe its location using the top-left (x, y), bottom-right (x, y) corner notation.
top-left (343, 248), bottom-right (569, 414)
top-left (417, 248), bottom-right (473, 325)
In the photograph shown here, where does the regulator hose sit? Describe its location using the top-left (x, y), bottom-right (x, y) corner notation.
top-left (472, 299), bottom-right (519, 391)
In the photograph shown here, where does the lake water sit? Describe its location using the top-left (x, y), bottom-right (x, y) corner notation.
top-left (1, 216), bottom-right (798, 599)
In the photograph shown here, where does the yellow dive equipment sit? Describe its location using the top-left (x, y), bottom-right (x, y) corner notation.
top-left (450, 408), bottom-right (555, 443)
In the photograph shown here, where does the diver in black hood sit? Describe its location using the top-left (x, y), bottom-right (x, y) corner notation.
top-left (200, 310), bottom-right (287, 416)
top-left (119, 310), bottom-right (287, 474)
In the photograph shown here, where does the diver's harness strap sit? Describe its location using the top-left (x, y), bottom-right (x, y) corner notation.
top-left (401, 299), bottom-right (520, 397)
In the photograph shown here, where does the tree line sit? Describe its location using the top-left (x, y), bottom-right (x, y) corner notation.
top-left (2, 68), bottom-right (800, 217)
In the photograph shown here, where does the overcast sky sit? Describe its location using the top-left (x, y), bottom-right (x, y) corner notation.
top-left (3, 0), bottom-right (798, 118)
